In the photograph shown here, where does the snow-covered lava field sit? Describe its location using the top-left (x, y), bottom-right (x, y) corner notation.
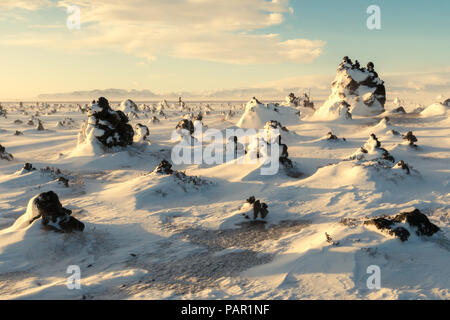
top-left (1, 62), bottom-right (449, 300)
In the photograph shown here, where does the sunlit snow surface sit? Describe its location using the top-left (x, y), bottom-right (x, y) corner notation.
top-left (0, 100), bottom-right (449, 300)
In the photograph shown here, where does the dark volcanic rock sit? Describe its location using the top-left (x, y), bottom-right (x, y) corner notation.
top-left (23, 163), bottom-right (36, 172)
top-left (0, 144), bottom-right (14, 161)
top-left (403, 131), bottom-right (418, 146)
top-left (443, 98), bottom-right (450, 107)
top-left (245, 196), bottom-right (269, 220)
top-left (87, 97), bottom-right (134, 148)
top-left (36, 120), bottom-right (45, 131)
top-left (176, 119), bottom-right (195, 135)
top-left (393, 209), bottom-right (440, 237)
top-left (392, 106), bottom-right (406, 114)
top-left (394, 160), bottom-right (410, 174)
top-left (33, 191), bottom-right (84, 233)
top-left (153, 159), bottom-right (174, 175)
top-left (365, 208), bottom-right (439, 241)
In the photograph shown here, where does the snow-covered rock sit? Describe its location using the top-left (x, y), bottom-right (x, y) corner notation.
top-left (7, 191), bottom-right (84, 233)
top-left (315, 57), bottom-right (386, 120)
top-left (76, 97), bottom-right (134, 155)
top-left (420, 103), bottom-right (448, 117)
top-left (0, 144), bottom-right (14, 161)
top-left (237, 97), bottom-right (299, 129)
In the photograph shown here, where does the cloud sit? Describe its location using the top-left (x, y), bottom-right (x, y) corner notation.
top-left (0, 0), bottom-right (52, 10)
top-left (2, 0), bottom-right (326, 64)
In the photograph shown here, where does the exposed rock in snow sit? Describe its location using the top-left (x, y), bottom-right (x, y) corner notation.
top-left (119, 99), bottom-right (138, 114)
top-left (443, 98), bottom-right (450, 107)
top-left (175, 119), bottom-right (195, 142)
top-left (36, 120), bottom-right (45, 131)
top-left (0, 105), bottom-right (7, 118)
top-left (22, 163), bottom-right (37, 173)
top-left (77, 97), bottom-right (134, 153)
top-left (31, 191), bottom-right (84, 233)
top-left (348, 134), bottom-right (395, 163)
top-left (56, 117), bottom-right (76, 128)
top-left (153, 159), bottom-right (174, 175)
top-left (14, 119), bottom-right (23, 125)
top-left (392, 160), bottom-right (411, 175)
top-left (134, 123), bottom-right (150, 143)
top-left (14, 130), bottom-right (23, 136)
top-left (150, 116), bottom-right (160, 124)
top-left (6, 192), bottom-right (84, 233)
top-left (239, 196), bottom-right (269, 220)
top-left (365, 209), bottom-right (440, 241)
top-left (315, 57), bottom-right (386, 119)
top-left (402, 131), bottom-right (418, 147)
top-left (0, 144), bottom-right (14, 161)
top-left (324, 131), bottom-right (346, 141)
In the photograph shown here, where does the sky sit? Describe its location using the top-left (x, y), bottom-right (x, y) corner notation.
top-left (0, 0), bottom-right (449, 102)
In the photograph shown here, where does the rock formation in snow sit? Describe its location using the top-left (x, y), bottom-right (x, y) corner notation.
top-left (175, 119), bottom-right (195, 142)
top-left (0, 144), bottom-right (14, 161)
top-left (25, 191), bottom-right (85, 233)
top-left (348, 134), bottom-right (395, 163)
top-left (240, 196), bottom-right (269, 220)
top-left (315, 57), bottom-right (386, 119)
top-left (403, 131), bottom-right (418, 147)
top-left (443, 98), bottom-right (450, 107)
top-left (237, 97), bottom-right (299, 129)
top-left (365, 208), bottom-right (440, 242)
top-left (77, 97), bottom-right (134, 151)
top-left (119, 99), bottom-right (139, 115)
top-left (134, 123), bottom-right (150, 143)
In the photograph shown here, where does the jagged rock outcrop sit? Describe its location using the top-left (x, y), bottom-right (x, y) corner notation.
top-left (315, 57), bottom-right (386, 119)
top-left (78, 97), bottom-right (134, 150)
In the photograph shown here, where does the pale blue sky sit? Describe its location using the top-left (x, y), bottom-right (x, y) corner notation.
top-left (0, 0), bottom-right (449, 100)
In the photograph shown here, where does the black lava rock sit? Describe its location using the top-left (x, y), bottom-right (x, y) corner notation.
top-left (0, 144), bottom-right (14, 161)
top-left (23, 163), bottom-right (36, 172)
top-left (365, 208), bottom-right (439, 241)
top-left (176, 119), bottom-right (195, 135)
top-left (393, 209), bottom-right (440, 237)
top-left (154, 159), bottom-right (174, 175)
top-left (392, 106), bottom-right (406, 114)
top-left (245, 196), bottom-right (269, 220)
top-left (33, 191), bottom-right (84, 233)
top-left (403, 131), bottom-right (418, 146)
top-left (88, 97), bottom-right (134, 148)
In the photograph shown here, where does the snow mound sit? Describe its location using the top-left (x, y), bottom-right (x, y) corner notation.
top-left (348, 134), bottom-right (395, 163)
top-left (420, 103), bottom-right (448, 117)
top-left (237, 97), bottom-right (299, 129)
top-left (119, 99), bottom-right (139, 114)
top-left (314, 57), bottom-right (386, 120)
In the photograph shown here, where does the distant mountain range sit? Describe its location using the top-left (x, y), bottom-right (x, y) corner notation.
top-left (37, 87), bottom-right (324, 102)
